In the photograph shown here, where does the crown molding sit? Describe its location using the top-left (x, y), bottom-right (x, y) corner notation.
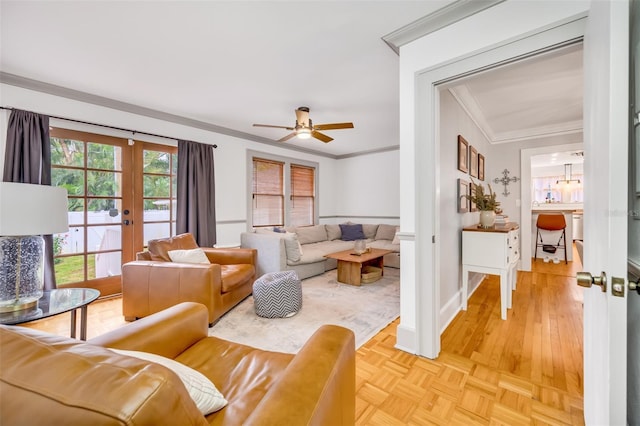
top-left (381, 0), bottom-right (506, 54)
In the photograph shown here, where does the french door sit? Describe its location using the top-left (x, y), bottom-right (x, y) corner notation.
top-left (49, 128), bottom-right (177, 297)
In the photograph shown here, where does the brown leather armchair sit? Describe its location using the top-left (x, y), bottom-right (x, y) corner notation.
top-left (122, 233), bottom-right (257, 325)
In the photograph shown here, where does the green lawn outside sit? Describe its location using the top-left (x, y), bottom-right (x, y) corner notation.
top-left (55, 255), bottom-right (96, 286)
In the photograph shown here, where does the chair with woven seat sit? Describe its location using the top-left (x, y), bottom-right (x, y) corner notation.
top-left (534, 213), bottom-right (567, 264)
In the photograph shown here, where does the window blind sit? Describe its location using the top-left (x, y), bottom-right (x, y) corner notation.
top-left (290, 164), bottom-right (314, 226)
top-left (252, 158), bottom-right (284, 227)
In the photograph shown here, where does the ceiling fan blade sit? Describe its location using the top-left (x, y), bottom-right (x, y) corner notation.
top-left (253, 124), bottom-right (295, 130)
top-left (295, 108), bottom-right (310, 126)
top-left (278, 132), bottom-right (297, 142)
top-left (313, 122), bottom-right (354, 131)
top-left (311, 131), bottom-right (333, 143)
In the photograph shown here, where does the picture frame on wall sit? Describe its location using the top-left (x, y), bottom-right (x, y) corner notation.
top-left (469, 182), bottom-right (477, 212)
top-left (457, 135), bottom-right (469, 173)
top-left (470, 146), bottom-right (478, 178)
top-left (458, 178), bottom-right (469, 213)
top-left (478, 153), bottom-right (485, 181)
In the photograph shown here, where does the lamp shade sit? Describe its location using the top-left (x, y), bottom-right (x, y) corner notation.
top-left (0, 182), bottom-right (69, 236)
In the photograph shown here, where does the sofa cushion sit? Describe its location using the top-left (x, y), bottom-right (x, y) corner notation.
top-left (295, 225), bottom-right (328, 245)
top-left (362, 224), bottom-right (379, 239)
top-left (111, 348), bottom-right (227, 415)
top-left (220, 264), bottom-right (256, 293)
top-left (284, 232), bottom-right (303, 261)
top-left (374, 224), bottom-right (397, 241)
top-left (148, 233), bottom-right (199, 262)
top-left (325, 224), bottom-right (341, 241)
top-left (168, 248), bottom-right (211, 264)
top-left (0, 325), bottom-right (207, 425)
top-left (339, 223), bottom-right (365, 241)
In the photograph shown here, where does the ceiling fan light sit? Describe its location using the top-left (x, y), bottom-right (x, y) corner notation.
top-left (297, 128), bottom-right (312, 139)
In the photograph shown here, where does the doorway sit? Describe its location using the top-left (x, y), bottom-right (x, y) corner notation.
top-left (49, 128), bottom-right (177, 296)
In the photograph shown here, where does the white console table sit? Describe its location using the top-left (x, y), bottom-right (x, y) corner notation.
top-left (462, 223), bottom-right (520, 320)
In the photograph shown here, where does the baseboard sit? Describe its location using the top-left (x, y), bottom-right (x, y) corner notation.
top-left (394, 323), bottom-right (417, 354)
top-left (439, 273), bottom-right (485, 333)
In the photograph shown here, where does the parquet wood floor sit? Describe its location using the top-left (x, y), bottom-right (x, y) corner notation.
top-left (20, 249), bottom-right (584, 425)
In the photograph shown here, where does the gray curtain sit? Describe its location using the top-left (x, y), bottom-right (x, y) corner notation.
top-left (3, 109), bottom-right (57, 290)
top-left (176, 140), bottom-right (217, 247)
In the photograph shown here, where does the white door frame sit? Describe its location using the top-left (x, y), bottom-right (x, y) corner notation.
top-left (406, 11), bottom-right (588, 358)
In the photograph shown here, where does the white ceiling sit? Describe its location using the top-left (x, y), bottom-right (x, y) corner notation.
top-left (0, 1), bottom-right (583, 158)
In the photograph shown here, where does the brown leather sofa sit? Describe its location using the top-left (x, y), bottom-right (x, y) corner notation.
top-left (0, 302), bottom-right (356, 425)
top-left (122, 233), bottom-right (257, 325)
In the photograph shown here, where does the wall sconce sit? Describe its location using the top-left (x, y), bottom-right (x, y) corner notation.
top-left (0, 182), bottom-right (69, 312)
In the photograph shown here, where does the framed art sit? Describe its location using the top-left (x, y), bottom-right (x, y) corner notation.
top-left (458, 178), bottom-right (469, 213)
top-left (469, 145), bottom-right (478, 178)
top-left (457, 135), bottom-right (469, 173)
top-left (469, 182), bottom-right (477, 212)
top-left (478, 153), bottom-right (485, 181)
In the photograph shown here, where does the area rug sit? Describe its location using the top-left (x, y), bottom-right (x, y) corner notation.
top-left (208, 267), bottom-right (400, 353)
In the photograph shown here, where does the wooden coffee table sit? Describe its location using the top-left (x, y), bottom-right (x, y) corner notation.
top-left (325, 248), bottom-right (393, 286)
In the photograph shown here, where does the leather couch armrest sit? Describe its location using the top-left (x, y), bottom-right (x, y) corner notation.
top-left (88, 302), bottom-right (209, 359)
top-left (201, 247), bottom-right (256, 265)
top-left (244, 325), bottom-right (356, 425)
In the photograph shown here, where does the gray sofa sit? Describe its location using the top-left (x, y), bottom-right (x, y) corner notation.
top-left (240, 223), bottom-right (400, 280)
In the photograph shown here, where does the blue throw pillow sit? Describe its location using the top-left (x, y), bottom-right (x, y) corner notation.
top-left (339, 224), bottom-right (365, 241)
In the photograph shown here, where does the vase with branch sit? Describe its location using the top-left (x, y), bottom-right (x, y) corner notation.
top-left (466, 179), bottom-right (501, 228)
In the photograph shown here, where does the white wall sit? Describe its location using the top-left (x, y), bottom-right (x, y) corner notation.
top-left (334, 149), bottom-right (400, 224)
top-left (438, 89), bottom-right (491, 328)
top-left (0, 83), bottom-right (400, 245)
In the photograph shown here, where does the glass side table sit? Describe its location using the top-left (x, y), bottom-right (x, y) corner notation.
top-left (0, 288), bottom-right (100, 340)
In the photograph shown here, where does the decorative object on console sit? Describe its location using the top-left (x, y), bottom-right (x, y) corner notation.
top-left (0, 182), bottom-right (68, 312)
top-left (464, 179), bottom-right (500, 228)
top-left (493, 168), bottom-right (520, 197)
top-left (457, 135), bottom-right (469, 173)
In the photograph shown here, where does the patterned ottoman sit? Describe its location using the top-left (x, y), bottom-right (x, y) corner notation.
top-left (253, 271), bottom-right (302, 318)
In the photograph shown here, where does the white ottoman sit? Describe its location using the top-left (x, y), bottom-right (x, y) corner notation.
top-left (253, 271), bottom-right (302, 318)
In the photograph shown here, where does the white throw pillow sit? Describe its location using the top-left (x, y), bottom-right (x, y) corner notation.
top-left (283, 232), bottom-right (303, 262)
top-left (167, 248), bottom-right (210, 264)
top-left (392, 227), bottom-right (400, 244)
top-left (110, 348), bottom-right (227, 415)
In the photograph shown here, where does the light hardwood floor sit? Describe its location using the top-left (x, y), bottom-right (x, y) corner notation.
top-left (21, 249), bottom-right (584, 425)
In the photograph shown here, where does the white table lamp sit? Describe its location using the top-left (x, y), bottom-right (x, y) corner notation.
top-left (0, 182), bottom-right (69, 312)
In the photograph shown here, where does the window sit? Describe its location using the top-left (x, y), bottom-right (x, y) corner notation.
top-left (250, 152), bottom-right (318, 228)
top-left (532, 175), bottom-right (583, 203)
top-left (252, 158), bottom-right (284, 227)
top-left (290, 164), bottom-right (315, 227)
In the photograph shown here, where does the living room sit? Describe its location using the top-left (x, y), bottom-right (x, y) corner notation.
top-left (1, 1), bottom-right (636, 424)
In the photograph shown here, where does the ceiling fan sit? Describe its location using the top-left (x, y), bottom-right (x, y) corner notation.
top-left (253, 106), bottom-right (354, 143)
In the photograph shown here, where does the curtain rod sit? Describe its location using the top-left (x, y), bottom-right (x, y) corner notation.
top-left (0, 106), bottom-right (217, 148)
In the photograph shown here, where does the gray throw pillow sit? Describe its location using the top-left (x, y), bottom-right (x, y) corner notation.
top-left (340, 224), bottom-right (365, 241)
top-left (375, 224), bottom-right (397, 241)
top-left (326, 224), bottom-right (341, 240)
top-left (295, 225), bottom-right (327, 245)
top-left (362, 224), bottom-right (379, 239)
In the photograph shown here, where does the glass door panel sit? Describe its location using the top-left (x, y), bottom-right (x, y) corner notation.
top-left (50, 128), bottom-right (133, 296)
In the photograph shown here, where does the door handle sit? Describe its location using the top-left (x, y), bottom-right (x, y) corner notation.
top-left (576, 271), bottom-right (607, 292)
top-left (123, 220), bottom-right (131, 226)
top-left (630, 278), bottom-right (640, 295)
